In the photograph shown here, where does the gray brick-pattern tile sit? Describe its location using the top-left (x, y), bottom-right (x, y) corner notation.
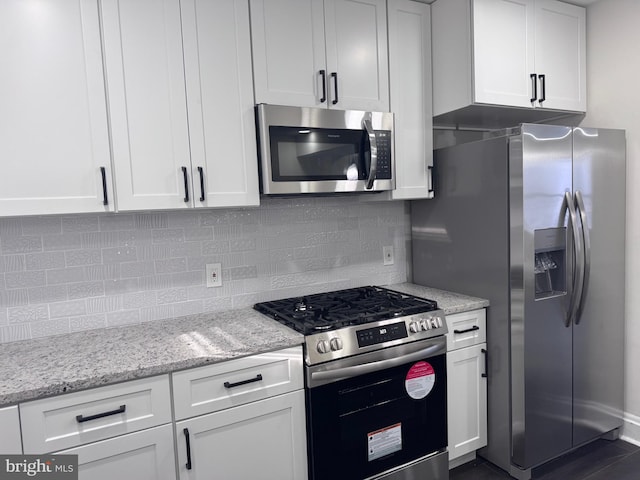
top-left (0, 198), bottom-right (410, 343)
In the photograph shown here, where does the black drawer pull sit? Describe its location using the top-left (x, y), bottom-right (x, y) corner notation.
top-left (482, 348), bottom-right (488, 378)
top-left (224, 374), bottom-right (263, 389)
top-left (76, 404), bottom-right (126, 423)
top-left (530, 73), bottom-right (537, 103)
top-left (453, 325), bottom-right (480, 334)
top-left (183, 428), bottom-right (193, 470)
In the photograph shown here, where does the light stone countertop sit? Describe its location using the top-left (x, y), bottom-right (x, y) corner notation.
top-left (0, 309), bottom-right (303, 407)
top-left (0, 283), bottom-right (488, 407)
top-left (387, 282), bottom-right (490, 314)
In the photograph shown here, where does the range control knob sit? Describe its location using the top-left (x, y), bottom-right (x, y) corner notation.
top-left (409, 322), bottom-right (420, 333)
top-left (420, 319), bottom-right (429, 331)
top-left (316, 340), bottom-right (330, 354)
top-left (329, 337), bottom-right (343, 351)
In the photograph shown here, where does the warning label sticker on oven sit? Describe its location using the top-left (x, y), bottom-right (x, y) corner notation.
top-left (405, 361), bottom-right (435, 400)
top-left (368, 423), bottom-right (402, 461)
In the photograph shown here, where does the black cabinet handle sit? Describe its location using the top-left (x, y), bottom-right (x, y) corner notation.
top-left (530, 73), bottom-right (537, 103)
top-left (76, 404), bottom-right (126, 423)
top-left (454, 325), bottom-right (480, 334)
top-left (183, 428), bottom-right (192, 470)
top-left (319, 70), bottom-right (327, 103)
top-left (181, 166), bottom-right (190, 203)
top-left (100, 167), bottom-right (108, 206)
top-left (482, 348), bottom-right (488, 378)
top-left (197, 166), bottom-right (205, 202)
top-left (331, 72), bottom-right (339, 105)
top-left (427, 165), bottom-right (434, 194)
top-left (538, 74), bottom-right (546, 104)
top-left (224, 374), bottom-right (263, 389)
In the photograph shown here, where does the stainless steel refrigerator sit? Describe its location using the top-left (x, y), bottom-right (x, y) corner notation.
top-left (411, 124), bottom-right (625, 479)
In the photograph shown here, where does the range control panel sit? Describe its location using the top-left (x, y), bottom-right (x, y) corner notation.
top-left (356, 322), bottom-right (408, 348)
top-left (304, 310), bottom-right (447, 366)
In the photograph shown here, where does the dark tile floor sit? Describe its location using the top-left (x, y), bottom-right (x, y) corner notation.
top-left (451, 439), bottom-right (640, 480)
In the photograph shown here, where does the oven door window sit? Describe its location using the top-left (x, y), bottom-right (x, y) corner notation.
top-left (269, 126), bottom-right (370, 181)
top-left (306, 353), bottom-right (447, 480)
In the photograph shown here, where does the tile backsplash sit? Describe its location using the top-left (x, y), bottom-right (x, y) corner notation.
top-left (0, 197), bottom-right (410, 343)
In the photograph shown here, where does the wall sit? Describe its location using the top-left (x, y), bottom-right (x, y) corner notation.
top-left (0, 197), bottom-right (410, 344)
top-left (583, 0), bottom-right (640, 444)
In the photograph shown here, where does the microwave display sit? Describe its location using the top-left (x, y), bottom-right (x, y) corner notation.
top-left (269, 126), bottom-right (392, 182)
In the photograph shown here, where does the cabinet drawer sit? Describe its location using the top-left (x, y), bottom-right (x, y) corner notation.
top-left (20, 375), bottom-right (172, 453)
top-left (446, 309), bottom-right (486, 351)
top-left (172, 346), bottom-right (303, 420)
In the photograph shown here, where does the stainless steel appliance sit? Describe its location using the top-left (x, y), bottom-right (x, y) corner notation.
top-left (411, 125), bottom-right (625, 479)
top-left (254, 286), bottom-right (449, 480)
top-left (256, 104), bottom-right (394, 195)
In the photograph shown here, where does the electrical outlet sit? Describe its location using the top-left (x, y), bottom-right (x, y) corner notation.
top-left (383, 246), bottom-right (394, 266)
top-left (206, 263), bottom-right (222, 288)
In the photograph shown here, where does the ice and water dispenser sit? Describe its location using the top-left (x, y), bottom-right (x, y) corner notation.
top-left (534, 228), bottom-right (567, 299)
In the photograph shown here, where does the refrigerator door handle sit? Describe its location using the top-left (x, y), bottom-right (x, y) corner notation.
top-left (564, 191), bottom-right (584, 327)
top-left (574, 190), bottom-right (591, 325)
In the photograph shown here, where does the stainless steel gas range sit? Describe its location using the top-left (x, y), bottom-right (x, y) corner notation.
top-left (254, 286), bottom-right (449, 480)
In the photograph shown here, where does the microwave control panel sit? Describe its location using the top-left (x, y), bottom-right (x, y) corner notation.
top-left (375, 131), bottom-right (392, 179)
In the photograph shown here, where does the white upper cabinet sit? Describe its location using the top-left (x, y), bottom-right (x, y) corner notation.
top-left (181, 0), bottom-right (259, 208)
top-left (387, 0), bottom-right (433, 200)
top-left (432, 0), bottom-right (586, 122)
top-left (0, 0), bottom-right (114, 217)
top-left (473, 0), bottom-right (535, 108)
top-left (250, 0), bottom-right (390, 112)
top-left (101, 0), bottom-right (259, 211)
top-left (101, 0), bottom-right (191, 211)
top-left (533, 0), bottom-right (586, 111)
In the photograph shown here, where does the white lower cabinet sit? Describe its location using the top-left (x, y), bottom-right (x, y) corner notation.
top-left (173, 346), bottom-right (308, 480)
top-left (176, 390), bottom-right (307, 480)
top-left (0, 405), bottom-right (22, 454)
top-left (56, 424), bottom-right (176, 480)
top-left (446, 309), bottom-right (488, 465)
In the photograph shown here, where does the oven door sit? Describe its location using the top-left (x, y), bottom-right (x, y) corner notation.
top-left (306, 338), bottom-right (447, 480)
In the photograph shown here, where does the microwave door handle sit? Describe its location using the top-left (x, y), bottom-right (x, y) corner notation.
top-left (363, 118), bottom-right (377, 189)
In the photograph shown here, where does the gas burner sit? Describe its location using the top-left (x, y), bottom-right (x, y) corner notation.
top-left (254, 286), bottom-right (438, 335)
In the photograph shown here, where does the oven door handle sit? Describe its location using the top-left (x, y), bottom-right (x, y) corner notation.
top-left (310, 343), bottom-right (445, 383)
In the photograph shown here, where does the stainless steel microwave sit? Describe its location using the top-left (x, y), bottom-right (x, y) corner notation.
top-left (256, 104), bottom-right (395, 195)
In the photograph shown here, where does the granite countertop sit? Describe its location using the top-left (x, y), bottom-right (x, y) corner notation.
top-left (0, 309), bottom-right (303, 407)
top-left (387, 282), bottom-right (490, 314)
top-left (0, 283), bottom-right (488, 407)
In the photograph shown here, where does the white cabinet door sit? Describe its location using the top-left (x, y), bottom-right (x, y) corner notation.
top-left (387, 0), bottom-right (433, 200)
top-left (181, 0), bottom-right (259, 208)
top-left (473, 0), bottom-right (535, 108)
top-left (176, 391), bottom-right (308, 480)
top-left (534, 0), bottom-right (586, 111)
top-left (250, 0), bottom-right (327, 108)
top-left (324, 0), bottom-right (389, 111)
top-left (250, 0), bottom-right (388, 111)
top-left (101, 0), bottom-right (193, 211)
top-left (0, 406), bottom-right (22, 454)
top-left (0, 0), bottom-right (114, 216)
top-left (447, 343), bottom-right (488, 461)
top-left (57, 424), bottom-right (176, 480)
